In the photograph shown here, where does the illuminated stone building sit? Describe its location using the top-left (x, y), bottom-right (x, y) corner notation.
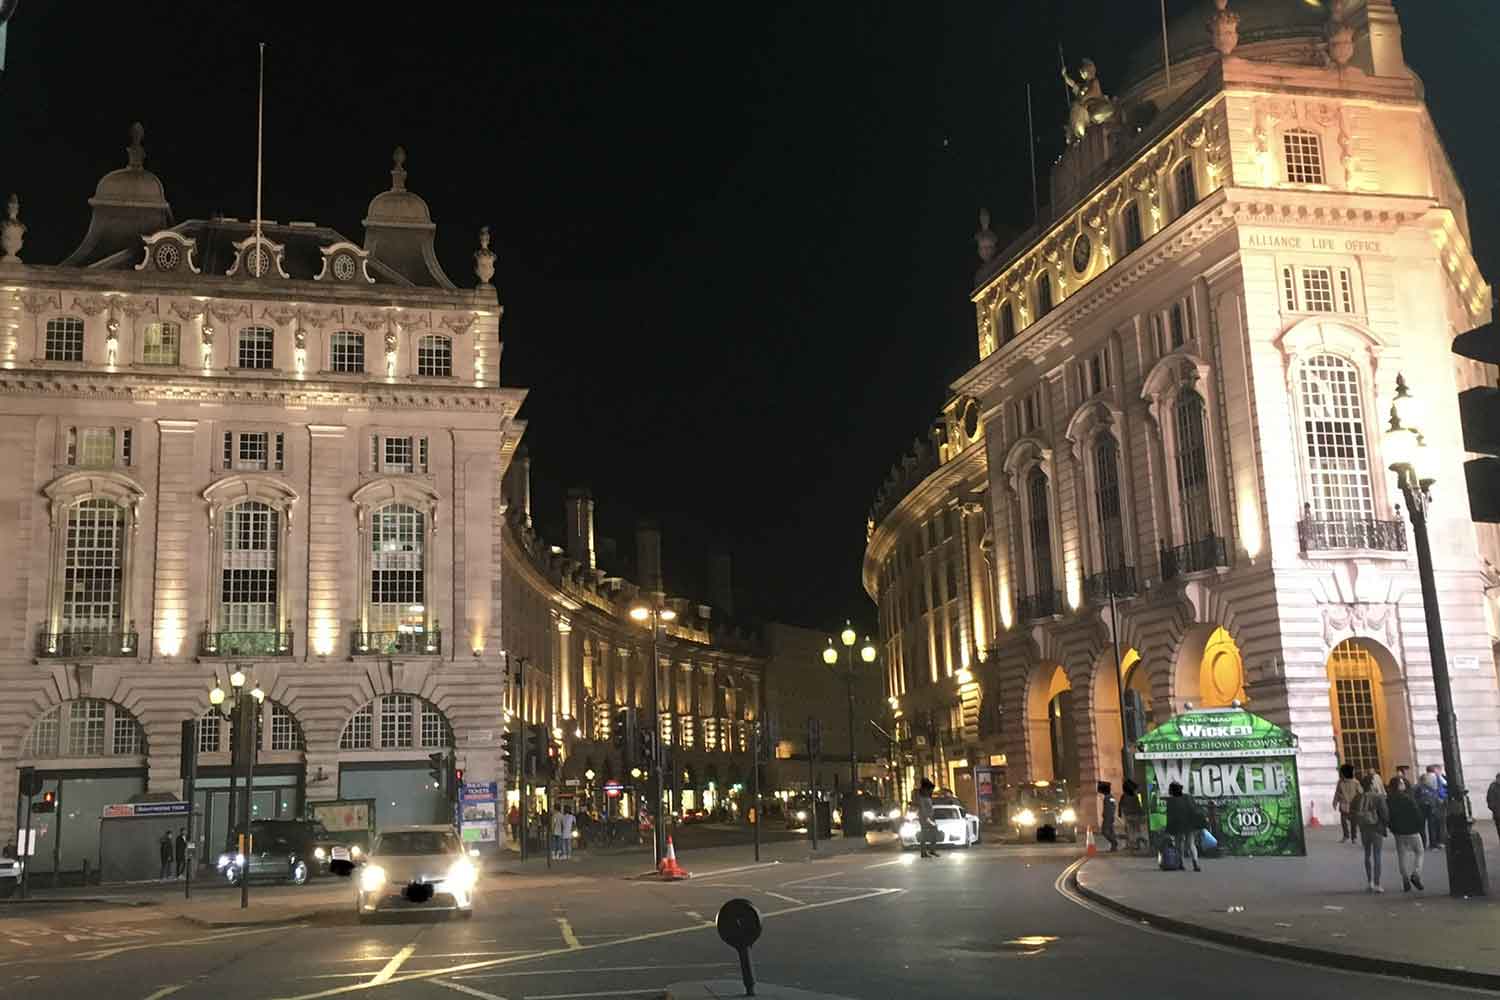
top-left (0, 126), bottom-right (522, 869)
top-left (867, 1), bottom-right (1500, 825)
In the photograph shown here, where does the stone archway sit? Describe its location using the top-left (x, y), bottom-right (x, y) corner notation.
top-left (1026, 662), bottom-right (1071, 782)
top-left (1325, 637), bottom-right (1410, 778)
top-left (1171, 623), bottom-right (1246, 711)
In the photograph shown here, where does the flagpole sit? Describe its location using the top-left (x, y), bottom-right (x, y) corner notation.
top-left (1026, 83), bottom-right (1039, 224)
top-left (255, 42), bottom-right (265, 273)
top-left (1161, 0), bottom-right (1172, 89)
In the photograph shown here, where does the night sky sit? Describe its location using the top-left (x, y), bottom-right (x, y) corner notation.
top-left (2, 2), bottom-right (1496, 632)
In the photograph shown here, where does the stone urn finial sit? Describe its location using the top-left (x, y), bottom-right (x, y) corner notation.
top-left (1208, 0), bottom-right (1239, 58)
top-left (1326, 0), bottom-right (1355, 68)
top-left (975, 208), bottom-right (999, 263)
top-left (0, 193), bottom-right (25, 264)
top-left (391, 146), bottom-right (408, 192)
top-left (474, 225), bottom-right (496, 287)
top-left (127, 122), bottom-right (146, 169)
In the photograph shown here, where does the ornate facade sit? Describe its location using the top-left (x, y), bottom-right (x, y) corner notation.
top-left (0, 126), bottom-right (523, 868)
top-left (866, 1), bottom-right (1500, 826)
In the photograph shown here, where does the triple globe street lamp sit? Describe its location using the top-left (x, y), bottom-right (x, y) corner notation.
top-left (208, 668), bottom-right (265, 910)
top-left (823, 621), bottom-right (876, 836)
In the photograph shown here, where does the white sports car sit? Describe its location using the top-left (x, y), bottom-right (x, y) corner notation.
top-left (899, 803), bottom-right (980, 849)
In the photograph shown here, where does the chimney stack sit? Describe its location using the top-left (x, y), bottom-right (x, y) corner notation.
top-left (514, 447), bottom-right (533, 527)
top-left (711, 553), bottom-right (735, 619)
top-left (636, 520), bottom-right (663, 595)
top-left (565, 488), bottom-right (596, 572)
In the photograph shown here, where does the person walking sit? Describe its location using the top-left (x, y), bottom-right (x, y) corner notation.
top-left (560, 807), bottom-right (576, 860)
top-left (1418, 766), bottom-right (1444, 850)
top-left (158, 831), bottom-right (173, 881)
top-left (1098, 782), bottom-right (1119, 852)
top-left (1387, 776), bottom-right (1425, 892)
top-left (1120, 779), bottom-right (1145, 854)
top-left (1352, 773), bottom-right (1390, 893)
top-left (1333, 764), bottom-right (1360, 845)
top-left (1487, 772), bottom-right (1500, 843)
top-left (507, 804), bottom-right (521, 845)
top-left (1164, 782), bottom-right (1202, 872)
top-left (916, 778), bottom-right (939, 859)
top-left (173, 828), bottom-right (188, 878)
top-left (549, 806), bottom-right (564, 860)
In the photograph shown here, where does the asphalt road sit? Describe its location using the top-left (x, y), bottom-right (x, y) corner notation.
top-left (0, 843), bottom-right (1477, 1000)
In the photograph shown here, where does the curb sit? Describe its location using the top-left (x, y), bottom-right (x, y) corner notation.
top-left (0, 896), bottom-right (156, 909)
top-left (177, 906), bottom-right (341, 929)
top-left (1070, 862), bottom-right (1500, 992)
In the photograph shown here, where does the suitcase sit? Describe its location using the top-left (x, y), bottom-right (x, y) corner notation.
top-left (1159, 840), bottom-right (1183, 871)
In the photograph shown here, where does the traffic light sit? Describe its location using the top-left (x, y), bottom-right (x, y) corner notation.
top-left (17, 767), bottom-right (42, 798)
top-left (501, 730), bottom-right (518, 774)
top-left (1454, 326), bottom-right (1500, 521)
top-left (33, 790), bottom-right (56, 814)
top-left (427, 751), bottom-right (446, 791)
top-left (527, 724), bottom-right (549, 779)
top-left (637, 723), bottom-right (656, 766)
top-left (450, 758), bottom-right (463, 805)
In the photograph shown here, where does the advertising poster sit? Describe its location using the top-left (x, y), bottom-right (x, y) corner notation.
top-left (1136, 706), bottom-right (1305, 857)
top-left (460, 781), bottom-right (499, 843)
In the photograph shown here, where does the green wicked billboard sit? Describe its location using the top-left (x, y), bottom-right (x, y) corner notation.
top-left (1136, 706), bottom-right (1305, 857)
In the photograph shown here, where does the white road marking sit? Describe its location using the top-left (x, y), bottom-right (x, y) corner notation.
top-left (7, 939), bottom-right (32, 947)
top-left (431, 981), bottom-right (507, 1000)
top-left (527, 991), bottom-right (667, 1000)
top-left (682, 911), bottom-right (704, 922)
top-left (369, 943), bottom-right (416, 985)
top-left (761, 891), bottom-right (804, 906)
top-left (142, 987), bottom-right (186, 1000)
top-left (864, 858), bottom-right (907, 869)
top-left (78, 924), bottom-right (299, 962)
top-left (682, 861), bottom-right (779, 880)
top-left (778, 871), bottom-right (844, 887)
top-left (454, 964), bottom-right (730, 982)
top-left (554, 917), bottom-right (580, 950)
top-left (270, 888), bottom-right (901, 1000)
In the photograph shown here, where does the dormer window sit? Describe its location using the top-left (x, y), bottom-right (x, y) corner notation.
top-left (332, 253), bottom-right (357, 281)
top-left (153, 242), bottom-right (182, 272)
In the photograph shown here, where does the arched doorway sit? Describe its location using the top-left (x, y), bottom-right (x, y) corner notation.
top-left (1121, 651), bottom-right (1154, 745)
top-left (1198, 627), bottom-right (1247, 707)
top-left (1326, 639), bottom-right (1397, 777)
top-left (1045, 668), bottom-right (1078, 788)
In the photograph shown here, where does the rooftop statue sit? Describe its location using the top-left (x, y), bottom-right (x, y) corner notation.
top-left (1061, 56), bottom-right (1117, 145)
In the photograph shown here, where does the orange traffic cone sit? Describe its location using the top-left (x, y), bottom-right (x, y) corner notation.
top-left (1085, 827), bottom-right (1098, 857)
top-left (1307, 801), bottom-right (1322, 828)
top-left (658, 835), bottom-right (691, 880)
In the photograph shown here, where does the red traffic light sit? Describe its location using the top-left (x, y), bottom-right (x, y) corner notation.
top-left (455, 768), bottom-right (464, 783)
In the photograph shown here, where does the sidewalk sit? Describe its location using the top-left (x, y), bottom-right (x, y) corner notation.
top-left (1075, 824), bottom-right (1500, 989)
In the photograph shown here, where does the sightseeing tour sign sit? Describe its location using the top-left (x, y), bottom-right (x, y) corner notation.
top-left (1135, 706), bottom-right (1305, 856)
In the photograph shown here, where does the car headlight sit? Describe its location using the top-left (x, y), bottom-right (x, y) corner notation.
top-left (899, 821), bottom-right (918, 838)
top-left (217, 852), bottom-right (246, 869)
top-left (1015, 809), bottom-right (1037, 826)
top-left (888, 807), bottom-right (902, 820)
top-left (1059, 808), bottom-right (1077, 823)
top-left (795, 810), bottom-right (808, 822)
top-left (446, 858), bottom-right (478, 891)
top-left (359, 864), bottom-right (387, 893)
top-left (314, 847), bottom-right (327, 860)
top-left (350, 846), bottom-right (362, 858)
top-left (862, 810), bottom-right (876, 822)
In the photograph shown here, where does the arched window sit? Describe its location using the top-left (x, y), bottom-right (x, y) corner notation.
top-left (62, 499), bottom-right (126, 634)
top-left (1298, 354), bottom-right (1374, 527)
top-left (999, 301), bottom-right (1015, 343)
top-left (1036, 272), bottom-right (1053, 318)
top-left (142, 321), bottom-right (181, 366)
top-left (24, 699), bottom-right (144, 758)
top-left (219, 501), bottom-right (280, 648)
top-left (339, 693), bottom-right (452, 751)
top-left (1174, 160), bottom-right (1198, 216)
top-left (330, 330), bottom-right (365, 373)
top-left (1169, 303), bottom-right (1188, 349)
top-left (45, 317), bottom-right (85, 363)
top-left (1173, 390), bottom-right (1214, 544)
top-left (370, 504), bottom-right (427, 636)
top-left (1026, 468), bottom-right (1054, 606)
top-left (1283, 128), bottom-right (1324, 185)
top-left (1093, 435), bottom-right (1126, 574)
top-left (1328, 640), bottom-right (1384, 776)
top-left (417, 335), bottom-right (452, 378)
top-left (198, 701), bottom-right (304, 753)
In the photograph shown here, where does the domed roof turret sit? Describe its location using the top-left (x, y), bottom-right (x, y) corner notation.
top-left (63, 123), bottom-right (174, 267)
top-left (360, 146), bottom-right (455, 289)
top-left (362, 146), bottom-right (434, 226)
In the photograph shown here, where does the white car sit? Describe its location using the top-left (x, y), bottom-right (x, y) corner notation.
top-left (356, 825), bottom-right (478, 921)
top-left (899, 802), bottom-right (981, 849)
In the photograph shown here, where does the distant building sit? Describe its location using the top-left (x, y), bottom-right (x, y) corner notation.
top-left (0, 126), bottom-right (522, 869)
top-left (867, 1), bottom-right (1499, 825)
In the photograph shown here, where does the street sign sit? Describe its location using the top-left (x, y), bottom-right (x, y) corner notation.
top-left (603, 781), bottom-right (623, 799)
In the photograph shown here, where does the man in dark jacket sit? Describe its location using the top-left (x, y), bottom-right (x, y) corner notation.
top-left (1098, 782), bottom-right (1118, 852)
top-left (158, 832), bottom-right (173, 881)
top-left (1487, 773), bottom-right (1500, 843)
top-left (1387, 777), bottom-right (1425, 892)
top-left (1164, 782), bottom-right (1203, 872)
top-left (174, 828), bottom-right (188, 878)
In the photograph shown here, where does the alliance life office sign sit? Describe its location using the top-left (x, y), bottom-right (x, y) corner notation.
top-left (1136, 707), bottom-right (1305, 857)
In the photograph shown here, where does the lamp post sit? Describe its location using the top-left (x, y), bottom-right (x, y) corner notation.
top-left (210, 669), bottom-right (265, 910)
top-left (630, 602), bottom-right (677, 867)
top-left (1385, 373), bottom-right (1488, 897)
top-left (824, 622), bottom-right (877, 837)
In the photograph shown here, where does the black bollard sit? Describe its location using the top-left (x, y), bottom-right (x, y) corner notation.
top-left (716, 898), bottom-right (763, 997)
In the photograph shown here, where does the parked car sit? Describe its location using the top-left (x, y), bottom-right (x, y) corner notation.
top-left (217, 819), bottom-right (316, 886)
top-left (898, 800), bottom-right (981, 849)
top-left (0, 853), bottom-right (20, 898)
top-left (357, 825), bottom-right (478, 921)
top-left (1001, 780), bottom-right (1079, 843)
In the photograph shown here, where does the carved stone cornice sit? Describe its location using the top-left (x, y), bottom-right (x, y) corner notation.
top-left (207, 301), bottom-right (250, 324)
top-left (117, 296), bottom-right (157, 318)
top-left (395, 310), bottom-right (431, 332)
top-left (169, 300), bottom-right (206, 322)
top-left (71, 295), bottom-right (110, 317)
top-left (441, 312), bottom-right (479, 337)
top-left (17, 290), bottom-right (60, 315)
top-left (261, 304), bottom-right (298, 327)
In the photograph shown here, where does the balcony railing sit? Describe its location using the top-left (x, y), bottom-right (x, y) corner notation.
top-left (199, 630), bottom-right (294, 657)
top-left (1298, 509), bottom-right (1408, 553)
top-left (39, 629), bottom-right (139, 658)
top-left (1016, 589), bottom-right (1064, 622)
top-left (1083, 565), bottom-right (1139, 604)
top-left (1160, 535), bottom-right (1228, 581)
top-left (350, 629), bottom-right (442, 656)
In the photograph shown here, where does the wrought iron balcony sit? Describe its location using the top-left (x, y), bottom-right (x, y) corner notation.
top-left (1160, 535), bottom-right (1228, 581)
top-left (1298, 509), bottom-right (1408, 553)
top-left (1016, 589), bottom-right (1064, 622)
top-left (39, 629), bottom-right (139, 658)
top-left (199, 630), bottom-right (294, 657)
top-left (1083, 565), bottom-right (1138, 604)
top-left (350, 629), bottom-right (442, 656)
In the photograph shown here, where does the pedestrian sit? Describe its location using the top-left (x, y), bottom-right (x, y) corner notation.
top-left (1487, 772), bottom-right (1500, 844)
top-left (158, 831), bottom-right (173, 881)
top-left (507, 804), bottom-right (520, 844)
top-left (1351, 773), bottom-right (1389, 893)
top-left (1333, 763), bottom-right (1360, 845)
top-left (1164, 781), bottom-right (1203, 873)
top-left (1097, 782), bottom-right (1118, 852)
top-left (1418, 766), bottom-right (1444, 850)
top-left (915, 778), bottom-right (939, 859)
top-left (1120, 779), bottom-right (1146, 853)
top-left (174, 828), bottom-right (187, 878)
top-left (1387, 776), bottom-right (1425, 893)
top-left (550, 805), bottom-right (564, 860)
top-left (560, 807), bottom-right (576, 860)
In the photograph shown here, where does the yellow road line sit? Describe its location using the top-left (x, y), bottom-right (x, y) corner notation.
top-left (142, 986), bottom-right (186, 1000)
top-left (369, 943), bottom-right (415, 985)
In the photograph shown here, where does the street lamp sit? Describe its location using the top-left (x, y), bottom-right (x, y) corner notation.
top-left (210, 669), bottom-right (264, 910)
top-left (1385, 373), bottom-right (1488, 897)
top-left (825, 621), bottom-right (877, 836)
top-left (629, 601), bottom-right (676, 867)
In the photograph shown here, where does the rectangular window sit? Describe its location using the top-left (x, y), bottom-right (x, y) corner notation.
top-left (1299, 354), bottom-right (1375, 523)
top-left (1170, 303), bottom-right (1187, 349)
top-left (1337, 267), bottom-right (1355, 313)
top-left (1151, 314), bottom-right (1164, 358)
top-left (113, 713), bottom-right (141, 755)
top-left (1282, 266), bottom-right (1298, 312)
top-left (418, 437), bottom-right (428, 471)
top-left (1027, 470), bottom-right (1054, 597)
top-left (421, 703), bottom-right (446, 748)
top-left (142, 322), bottom-right (181, 366)
top-left (381, 694), bottom-right (414, 748)
top-left (341, 705), bottom-right (373, 750)
top-left (384, 436), bottom-right (413, 473)
top-left (62, 500), bottom-right (125, 631)
top-left (238, 326), bottom-right (274, 370)
top-left (122, 429), bottom-right (132, 467)
top-left (198, 714), bottom-right (221, 754)
top-left (330, 331), bottom-right (365, 373)
top-left (67, 699), bottom-right (107, 756)
top-left (45, 317), bottom-right (85, 363)
top-left (225, 431), bottom-right (283, 471)
top-left (1122, 202), bottom-right (1143, 254)
top-left (1283, 129), bottom-right (1325, 185)
top-left (1036, 273), bottom-right (1053, 317)
top-left (1174, 160), bottom-right (1198, 215)
top-left (271, 704), bottom-right (301, 751)
top-left (1301, 267), bottom-right (1335, 312)
top-left (239, 432), bottom-right (269, 470)
top-left (373, 435), bottom-right (428, 474)
top-left (417, 336), bottom-right (453, 377)
top-left (68, 427), bottom-right (118, 468)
